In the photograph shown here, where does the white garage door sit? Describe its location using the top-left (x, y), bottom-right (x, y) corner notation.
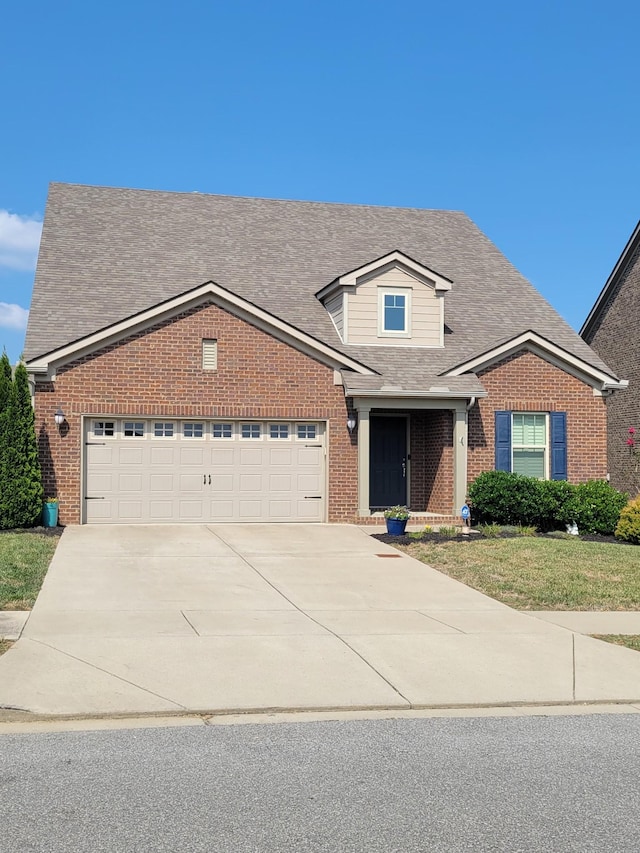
top-left (84, 418), bottom-right (326, 523)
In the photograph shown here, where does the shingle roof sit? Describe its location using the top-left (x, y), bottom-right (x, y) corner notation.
top-left (25, 183), bottom-right (615, 381)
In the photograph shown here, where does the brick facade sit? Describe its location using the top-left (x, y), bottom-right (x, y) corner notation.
top-left (584, 242), bottom-right (640, 496)
top-left (35, 301), bottom-right (357, 525)
top-left (468, 350), bottom-right (608, 484)
top-left (35, 305), bottom-right (607, 526)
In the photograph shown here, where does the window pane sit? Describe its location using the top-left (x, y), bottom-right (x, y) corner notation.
top-left (513, 449), bottom-right (545, 478)
top-left (154, 422), bottom-right (174, 437)
top-left (383, 294), bottom-right (406, 332)
top-left (297, 424), bottom-right (317, 439)
top-left (513, 414), bottom-right (546, 446)
top-left (94, 421), bottom-right (114, 437)
top-left (213, 423), bottom-right (232, 438)
top-left (241, 424), bottom-right (260, 439)
top-left (184, 423), bottom-right (203, 438)
top-left (124, 422), bottom-right (144, 437)
top-left (269, 424), bottom-right (289, 439)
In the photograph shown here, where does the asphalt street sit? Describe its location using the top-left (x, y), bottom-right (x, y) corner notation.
top-left (2, 713), bottom-right (640, 852)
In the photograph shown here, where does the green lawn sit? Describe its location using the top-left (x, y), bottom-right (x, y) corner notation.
top-left (593, 635), bottom-right (640, 652)
top-left (397, 536), bottom-right (640, 610)
top-left (0, 533), bottom-right (58, 610)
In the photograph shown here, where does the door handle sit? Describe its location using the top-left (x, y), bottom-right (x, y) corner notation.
top-left (402, 461), bottom-right (406, 478)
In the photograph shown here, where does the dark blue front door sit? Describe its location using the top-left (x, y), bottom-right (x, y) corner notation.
top-left (369, 416), bottom-right (407, 509)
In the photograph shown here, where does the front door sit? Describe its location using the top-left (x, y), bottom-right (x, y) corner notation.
top-left (369, 416), bottom-right (407, 509)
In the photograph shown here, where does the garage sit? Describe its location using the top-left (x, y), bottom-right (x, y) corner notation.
top-left (84, 418), bottom-right (326, 523)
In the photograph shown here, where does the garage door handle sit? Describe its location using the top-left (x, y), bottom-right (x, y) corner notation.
top-left (204, 474), bottom-right (206, 484)
top-left (304, 496), bottom-right (322, 499)
top-left (208, 474), bottom-right (211, 484)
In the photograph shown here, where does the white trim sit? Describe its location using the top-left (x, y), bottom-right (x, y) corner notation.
top-left (26, 281), bottom-right (375, 377)
top-left (316, 250), bottom-right (453, 300)
top-left (377, 287), bottom-right (411, 338)
top-left (511, 412), bottom-right (549, 480)
top-left (443, 331), bottom-right (627, 391)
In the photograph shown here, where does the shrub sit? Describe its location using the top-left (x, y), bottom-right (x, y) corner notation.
top-left (615, 498), bottom-right (640, 544)
top-left (1, 362), bottom-right (44, 529)
top-left (567, 480), bottom-right (627, 535)
top-left (468, 471), bottom-right (540, 527)
top-left (478, 522), bottom-right (502, 537)
top-left (468, 471), bottom-right (626, 535)
top-left (437, 525), bottom-right (458, 537)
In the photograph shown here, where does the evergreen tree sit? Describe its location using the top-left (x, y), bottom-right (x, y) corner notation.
top-left (0, 351), bottom-right (12, 527)
top-left (1, 361), bottom-right (43, 528)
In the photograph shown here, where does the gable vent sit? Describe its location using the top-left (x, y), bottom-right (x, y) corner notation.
top-left (202, 339), bottom-right (218, 370)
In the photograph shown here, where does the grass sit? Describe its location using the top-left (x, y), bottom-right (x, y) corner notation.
top-left (0, 640), bottom-right (13, 655)
top-left (593, 635), bottom-right (640, 652)
top-left (0, 533), bottom-right (58, 610)
top-left (396, 536), bottom-right (640, 610)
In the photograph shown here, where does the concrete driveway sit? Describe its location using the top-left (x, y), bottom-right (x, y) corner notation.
top-left (2, 524), bottom-right (640, 716)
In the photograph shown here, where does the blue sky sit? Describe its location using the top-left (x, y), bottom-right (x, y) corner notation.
top-left (1, 0), bottom-right (639, 363)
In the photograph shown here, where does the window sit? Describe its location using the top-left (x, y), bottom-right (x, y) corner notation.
top-left (512, 413), bottom-right (547, 478)
top-left (297, 424), bottom-right (317, 440)
top-left (495, 411), bottom-right (567, 481)
top-left (378, 288), bottom-right (411, 336)
top-left (154, 422), bottom-right (174, 437)
top-left (93, 421), bottom-right (114, 437)
top-left (213, 423), bottom-right (233, 439)
top-left (269, 424), bottom-right (289, 439)
top-left (123, 421), bottom-right (145, 437)
top-left (202, 339), bottom-right (218, 370)
top-left (241, 423), bottom-right (261, 439)
top-left (183, 422), bottom-right (204, 438)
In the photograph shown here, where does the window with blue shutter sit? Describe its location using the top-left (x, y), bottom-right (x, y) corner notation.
top-left (495, 411), bottom-right (512, 472)
top-left (550, 411), bottom-right (567, 480)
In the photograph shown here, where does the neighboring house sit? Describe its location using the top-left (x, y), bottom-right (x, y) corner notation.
top-left (24, 184), bottom-right (625, 526)
top-left (581, 221), bottom-right (639, 496)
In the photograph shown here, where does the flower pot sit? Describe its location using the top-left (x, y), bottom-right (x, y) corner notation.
top-left (385, 517), bottom-right (407, 536)
top-left (43, 502), bottom-right (59, 528)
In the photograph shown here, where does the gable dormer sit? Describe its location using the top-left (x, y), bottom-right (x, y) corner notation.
top-left (316, 251), bottom-right (452, 347)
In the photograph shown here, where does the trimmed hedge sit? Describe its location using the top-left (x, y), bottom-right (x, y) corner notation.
top-left (468, 471), bottom-right (627, 535)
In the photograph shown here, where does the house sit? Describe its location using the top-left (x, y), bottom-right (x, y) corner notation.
top-left (581, 221), bottom-right (639, 495)
top-left (24, 183), bottom-right (625, 526)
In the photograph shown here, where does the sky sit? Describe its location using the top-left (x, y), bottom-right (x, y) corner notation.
top-left (1, 0), bottom-right (639, 363)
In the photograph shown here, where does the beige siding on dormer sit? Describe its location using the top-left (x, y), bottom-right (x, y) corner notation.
top-left (347, 266), bottom-right (443, 346)
top-left (325, 292), bottom-right (344, 340)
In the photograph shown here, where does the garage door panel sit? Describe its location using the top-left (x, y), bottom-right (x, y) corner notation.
top-left (150, 447), bottom-right (176, 465)
top-left (118, 447), bottom-right (144, 465)
top-left (211, 474), bottom-right (234, 491)
top-left (117, 501), bottom-right (144, 520)
top-left (180, 447), bottom-right (205, 465)
top-left (239, 447), bottom-right (263, 465)
top-left (149, 501), bottom-right (174, 520)
top-left (212, 448), bottom-right (235, 465)
top-left (179, 473), bottom-right (206, 492)
top-left (150, 473), bottom-right (175, 491)
top-left (118, 473), bottom-right (143, 492)
top-left (85, 420), bottom-right (325, 523)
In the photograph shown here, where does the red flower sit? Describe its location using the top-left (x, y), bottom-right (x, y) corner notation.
top-left (627, 438), bottom-right (635, 447)
top-left (629, 427), bottom-right (636, 435)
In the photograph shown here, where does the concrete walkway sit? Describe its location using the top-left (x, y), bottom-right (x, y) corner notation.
top-left (2, 524), bottom-right (640, 717)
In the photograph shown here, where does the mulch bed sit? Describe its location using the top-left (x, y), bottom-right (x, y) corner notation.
top-left (372, 530), bottom-right (634, 546)
top-left (0, 526), bottom-right (64, 538)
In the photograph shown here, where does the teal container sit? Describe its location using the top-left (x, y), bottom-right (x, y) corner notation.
top-left (43, 501), bottom-right (59, 528)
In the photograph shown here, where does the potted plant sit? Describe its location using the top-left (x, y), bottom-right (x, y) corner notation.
top-left (43, 496), bottom-right (59, 528)
top-left (383, 505), bottom-right (410, 535)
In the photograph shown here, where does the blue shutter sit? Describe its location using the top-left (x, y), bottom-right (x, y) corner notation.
top-left (550, 411), bottom-right (567, 480)
top-left (495, 411), bottom-right (512, 472)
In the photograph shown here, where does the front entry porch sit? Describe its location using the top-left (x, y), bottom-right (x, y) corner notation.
top-left (352, 396), bottom-right (473, 518)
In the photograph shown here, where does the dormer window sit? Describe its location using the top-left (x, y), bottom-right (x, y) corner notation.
top-left (380, 289), bottom-right (411, 337)
top-left (317, 250), bottom-right (452, 349)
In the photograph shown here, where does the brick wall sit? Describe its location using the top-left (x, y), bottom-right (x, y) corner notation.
top-left (584, 242), bottom-right (640, 496)
top-left (410, 411), bottom-right (453, 513)
top-left (468, 350), bottom-right (608, 483)
top-left (35, 301), bottom-right (358, 524)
